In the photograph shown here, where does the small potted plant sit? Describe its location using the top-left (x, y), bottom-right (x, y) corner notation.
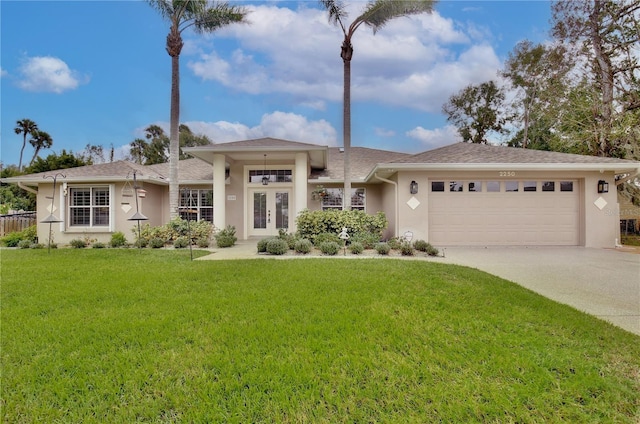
top-left (312, 185), bottom-right (327, 200)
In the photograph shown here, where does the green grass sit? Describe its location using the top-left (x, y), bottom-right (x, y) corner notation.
top-left (2, 249), bottom-right (639, 423)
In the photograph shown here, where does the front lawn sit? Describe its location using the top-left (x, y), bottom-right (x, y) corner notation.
top-left (2, 250), bottom-right (639, 422)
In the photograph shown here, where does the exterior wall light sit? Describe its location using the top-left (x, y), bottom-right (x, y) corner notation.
top-left (410, 180), bottom-right (418, 194)
top-left (597, 180), bottom-right (609, 193)
top-left (262, 154), bottom-right (269, 185)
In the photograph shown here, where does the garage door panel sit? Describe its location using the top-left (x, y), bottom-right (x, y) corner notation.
top-left (428, 181), bottom-right (579, 246)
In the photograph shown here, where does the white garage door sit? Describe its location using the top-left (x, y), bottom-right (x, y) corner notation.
top-left (428, 180), bottom-right (580, 246)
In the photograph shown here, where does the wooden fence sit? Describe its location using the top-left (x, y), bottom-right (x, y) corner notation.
top-left (0, 212), bottom-right (37, 237)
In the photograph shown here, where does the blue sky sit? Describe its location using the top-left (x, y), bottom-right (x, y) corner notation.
top-left (1, 1), bottom-right (552, 166)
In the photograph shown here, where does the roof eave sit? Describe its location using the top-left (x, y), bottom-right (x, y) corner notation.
top-left (365, 163), bottom-right (640, 180)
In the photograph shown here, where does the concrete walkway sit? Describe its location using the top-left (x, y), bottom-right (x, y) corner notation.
top-left (199, 242), bottom-right (639, 336)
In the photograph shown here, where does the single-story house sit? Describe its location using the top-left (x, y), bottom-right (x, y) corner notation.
top-left (3, 138), bottom-right (639, 248)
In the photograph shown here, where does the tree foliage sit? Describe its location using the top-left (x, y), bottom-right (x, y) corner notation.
top-left (551, 0), bottom-right (640, 158)
top-left (442, 80), bottom-right (509, 144)
top-left (128, 124), bottom-right (212, 165)
top-left (25, 150), bottom-right (90, 174)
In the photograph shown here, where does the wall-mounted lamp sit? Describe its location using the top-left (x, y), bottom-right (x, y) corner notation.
top-left (262, 154), bottom-right (269, 185)
top-left (597, 180), bottom-right (609, 194)
top-left (410, 180), bottom-right (418, 195)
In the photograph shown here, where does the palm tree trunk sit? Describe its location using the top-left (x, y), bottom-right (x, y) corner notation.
top-left (342, 40), bottom-right (353, 211)
top-left (169, 45), bottom-right (181, 219)
top-left (19, 134), bottom-right (27, 172)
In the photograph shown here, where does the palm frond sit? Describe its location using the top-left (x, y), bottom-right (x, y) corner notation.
top-left (319, 0), bottom-right (348, 32)
top-left (361, 0), bottom-right (437, 33)
top-left (193, 3), bottom-right (248, 33)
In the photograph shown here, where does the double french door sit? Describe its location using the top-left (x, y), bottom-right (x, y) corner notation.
top-left (249, 189), bottom-right (291, 236)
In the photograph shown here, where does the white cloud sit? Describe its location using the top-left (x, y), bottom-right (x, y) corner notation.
top-left (407, 124), bottom-right (461, 149)
top-left (0, 67), bottom-right (7, 77)
top-left (17, 56), bottom-right (87, 93)
top-left (139, 111), bottom-right (338, 146)
top-left (185, 4), bottom-right (500, 112)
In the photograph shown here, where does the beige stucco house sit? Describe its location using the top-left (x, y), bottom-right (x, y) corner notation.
top-left (4, 138), bottom-right (639, 248)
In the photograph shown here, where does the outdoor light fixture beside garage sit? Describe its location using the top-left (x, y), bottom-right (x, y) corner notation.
top-left (410, 180), bottom-right (418, 194)
top-left (597, 180), bottom-right (609, 193)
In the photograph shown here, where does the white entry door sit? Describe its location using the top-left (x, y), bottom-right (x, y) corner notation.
top-left (249, 189), bottom-right (291, 237)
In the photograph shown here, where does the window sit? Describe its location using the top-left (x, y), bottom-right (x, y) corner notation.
top-left (542, 181), bottom-right (555, 192)
top-left (249, 169), bottom-right (292, 183)
top-left (487, 181), bottom-right (500, 192)
top-left (468, 181), bottom-right (482, 192)
top-left (505, 181), bottom-right (519, 192)
top-left (179, 189), bottom-right (213, 222)
top-left (523, 181), bottom-right (537, 192)
top-left (449, 181), bottom-right (463, 192)
top-left (69, 187), bottom-right (110, 227)
top-left (321, 188), bottom-right (366, 211)
top-left (431, 181), bottom-right (445, 192)
top-left (560, 181), bottom-right (573, 192)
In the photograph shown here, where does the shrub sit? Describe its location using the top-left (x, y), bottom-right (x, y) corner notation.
top-left (17, 240), bottom-right (32, 249)
top-left (1, 225), bottom-right (37, 247)
top-left (426, 244), bottom-right (439, 257)
top-left (294, 239), bottom-right (312, 254)
top-left (350, 232), bottom-right (380, 249)
top-left (136, 218), bottom-right (214, 246)
top-left (215, 225), bottom-right (237, 248)
top-left (349, 241), bottom-right (364, 255)
top-left (149, 237), bottom-right (165, 249)
top-left (133, 238), bottom-right (148, 248)
top-left (30, 243), bottom-right (44, 249)
top-left (257, 237), bottom-right (273, 253)
top-left (69, 239), bottom-right (87, 249)
top-left (314, 232), bottom-right (341, 246)
top-left (110, 232), bottom-right (127, 248)
top-left (375, 242), bottom-right (391, 255)
top-left (400, 242), bottom-right (414, 256)
top-left (196, 238), bottom-right (210, 248)
top-left (296, 209), bottom-right (387, 243)
top-left (92, 242), bottom-right (106, 249)
top-left (387, 237), bottom-right (402, 250)
top-left (174, 236), bottom-right (189, 249)
top-left (266, 238), bottom-right (289, 255)
top-left (319, 241), bottom-right (340, 256)
top-left (413, 239), bottom-right (429, 252)
top-left (278, 229), bottom-right (298, 250)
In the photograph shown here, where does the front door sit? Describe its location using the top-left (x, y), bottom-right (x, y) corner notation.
top-left (249, 189), bottom-right (291, 237)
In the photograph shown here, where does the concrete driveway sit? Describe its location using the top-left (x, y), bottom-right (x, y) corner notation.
top-left (438, 247), bottom-right (640, 336)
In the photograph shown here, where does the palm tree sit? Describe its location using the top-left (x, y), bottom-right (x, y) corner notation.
top-left (14, 119), bottom-right (39, 171)
top-left (28, 130), bottom-right (53, 166)
top-left (147, 0), bottom-right (248, 219)
top-left (320, 0), bottom-right (436, 209)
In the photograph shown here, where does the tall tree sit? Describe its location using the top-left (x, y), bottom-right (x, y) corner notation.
top-left (501, 40), bottom-right (571, 149)
top-left (442, 81), bottom-right (509, 144)
top-left (14, 119), bottom-right (38, 172)
top-left (147, 0), bottom-right (248, 219)
top-left (320, 0), bottom-right (437, 210)
top-left (552, 0), bottom-right (640, 157)
top-left (28, 130), bottom-right (53, 166)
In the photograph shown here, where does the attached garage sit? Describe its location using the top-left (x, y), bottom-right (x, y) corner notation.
top-left (428, 179), bottom-right (580, 246)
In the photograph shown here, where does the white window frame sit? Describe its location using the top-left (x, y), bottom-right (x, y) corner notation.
top-left (66, 185), bottom-right (114, 231)
top-left (178, 188), bottom-right (214, 222)
top-left (321, 188), bottom-right (366, 211)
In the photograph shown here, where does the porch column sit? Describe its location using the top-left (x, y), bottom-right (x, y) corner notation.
top-left (294, 152), bottom-right (308, 220)
top-left (213, 153), bottom-right (226, 231)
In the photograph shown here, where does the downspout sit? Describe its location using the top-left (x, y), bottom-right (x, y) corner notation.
top-left (374, 173), bottom-right (398, 237)
top-left (18, 182), bottom-right (38, 195)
